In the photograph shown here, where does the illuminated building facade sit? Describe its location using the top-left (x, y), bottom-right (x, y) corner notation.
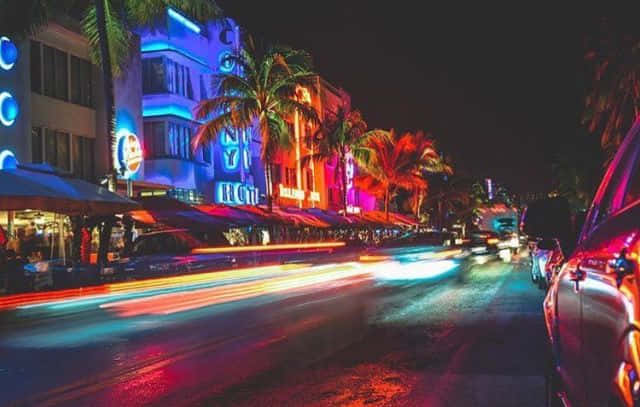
top-left (0, 17), bottom-right (108, 180)
top-left (130, 9), bottom-right (264, 204)
top-left (317, 79), bottom-right (376, 213)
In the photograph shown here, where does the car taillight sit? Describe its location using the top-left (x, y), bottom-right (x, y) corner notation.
top-left (487, 238), bottom-right (499, 245)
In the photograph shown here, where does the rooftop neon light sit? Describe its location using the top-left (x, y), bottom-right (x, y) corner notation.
top-left (143, 105), bottom-right (195, 122)
top-left (141, 41), bottom-right (210, 69)
top-left (168, 8), bottom-right (201, 34)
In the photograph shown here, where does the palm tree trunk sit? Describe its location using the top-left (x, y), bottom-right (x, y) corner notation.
top-left (340, 153), bottom-right (348, 214)
top-left (384, 188), bottom-right (390, 222)
top-left (265, 163), bottom-right (273, 212)
top-left (95, 0), bottom-right (116, 266)
top-left (95, 0), bottom-right (115, 187)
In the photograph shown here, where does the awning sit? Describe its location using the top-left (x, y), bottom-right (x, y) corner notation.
top-left (0, 164), bottom-right (139, 215)
top-left (275, 207), bottom-right (331, 228)
top-left (196, 204), bottom-right (274, 227)
top-left (361, 211), bottom-right (418, 227)
top-left (305, 208), bottom-right (356, 227)
top-left (133, 197), bottom-right (229, 230)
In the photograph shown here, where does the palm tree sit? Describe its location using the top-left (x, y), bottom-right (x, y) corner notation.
top-left (583, 19), bottom-right (640, 161)
top-left (354, 129), bottom-right (441, 221)
top-left (193, 36), bottom-right (319, 210)
top-left (303, 107), bottom-right (367, 213)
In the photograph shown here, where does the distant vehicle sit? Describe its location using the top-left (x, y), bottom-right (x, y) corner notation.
top-left (116, 229), bottom-right (235, 277)
top-left (530, 238), bottom-right (563, 289)
top-left (468, 230), bottom-right (500, 256)
top-left (377, 231), bottom-right (455, 248)
top-left (545, 122), bottom-right (640, 406)
top-left (476, 203), bottom-right (521, 254)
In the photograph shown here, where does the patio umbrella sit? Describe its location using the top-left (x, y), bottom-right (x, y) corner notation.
top-left (0, 164), bottom-right (139, 215)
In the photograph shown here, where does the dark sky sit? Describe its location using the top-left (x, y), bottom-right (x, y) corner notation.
top-left (217, 2), bottom-right (627, 193)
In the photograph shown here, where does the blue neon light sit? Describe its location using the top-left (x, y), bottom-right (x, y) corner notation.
top-left (168, 8), bottom-right (201, 34)
top-left (0, 92), bottom-right (18, 126)
top-left (143, 105), bottom-right (195, 122)
top-left (218, 50), bottom-right (235, 73)
top-left (0, 150), bottom-right (17, 170)
top-left (141, 41), bottom-right (210, 69)
top-left (216, 182), bottom-right (258, 205)
top-left (222, 146), bottom-right (240, 172)
top-left (0, 37), bottom-right (18, 71)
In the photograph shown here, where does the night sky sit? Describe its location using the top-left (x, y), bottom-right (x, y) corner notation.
top-left (218, 2), bottom-right (633, 193)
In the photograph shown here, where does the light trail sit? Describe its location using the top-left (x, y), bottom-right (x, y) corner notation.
top-left (101, 262), bottom-right (371, 317)
top-left (0, 263), bottom-right (311, 311)
top-left (192, 241), bottom-right (345, 254)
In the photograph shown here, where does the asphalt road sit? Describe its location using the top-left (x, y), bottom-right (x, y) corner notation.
top-left (207, 256), bottom-right (548, 406)
top-left (0, 251), bottom-right (547, 406)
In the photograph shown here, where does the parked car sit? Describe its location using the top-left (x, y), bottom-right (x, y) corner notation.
top-left (544, 122), bottom-right (640, 406)
top-left (530, 238), bottom-right (563, 289)
top-left (116, 229), bottom-right (236, 278)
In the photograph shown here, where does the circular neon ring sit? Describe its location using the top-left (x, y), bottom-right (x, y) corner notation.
top-left (0, 92), bottom-right (18, 126)
top-left (0, 150), bottom-right (17, 170)
top-left (0, 37), bottom-right (17, 71)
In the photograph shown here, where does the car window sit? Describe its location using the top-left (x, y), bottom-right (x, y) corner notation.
top-left (583, 127), bottom-right (640, 236)
top-left (623, 144), bottom-right (640, 207)
top-left (132, 237), bottom-right (148, 256)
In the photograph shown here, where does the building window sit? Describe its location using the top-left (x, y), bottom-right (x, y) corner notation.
top-left (142, 57), bottom-right (166, 94)
top-left (199, 74), bottom-right (208, 100)
top-left (144, 121), bottom-right (166, 158)
top-left (82, 137), bottom-right (95, 179)
top-left (44, 128), bottom-right (57, 167)
top-left (43, 45), bottom-right (68, 101)
top-left (70, 55), bottom-right (93, 107)
top-left (30, 41), bottom-right (41, 94)
top-left (56, 131), bottom-right (70, 171)
top-left (202, 141), bottom-right (211, 164)
top-left (285, 167), bottom-right (296, 187)
top-left (31, 127), bottom-right (43, 164)
top-left (306, 168), bottom-right (314, 191)
top-left (142, 57), bottom-right (193, 99)
top-left (144, 121), bottom-right (196, 161)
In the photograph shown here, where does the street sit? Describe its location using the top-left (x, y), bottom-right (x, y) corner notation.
top-left (0, 249), bottom-right (547, 406)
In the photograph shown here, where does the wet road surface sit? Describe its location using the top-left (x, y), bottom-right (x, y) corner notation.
top-left (0, 250), bottom-right (546, 406)
top-left (207, 257), bottom-right (548, 406)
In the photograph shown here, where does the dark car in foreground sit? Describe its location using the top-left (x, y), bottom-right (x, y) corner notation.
top-left (544, 122), bottom-right (640, 406)
top-left (115, 229), bottom-right (236, 278)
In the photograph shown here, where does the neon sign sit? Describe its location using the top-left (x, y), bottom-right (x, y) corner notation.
top-left (0, 150), bottom-right (17, 170)
top-left (309, 191), bottom-right (320, 202)
top-left (0, 37), bottom-right (18, 71)
top-left (221, 129), bottom-right (250, 172)
top-left (0, 92), bottom-right (18, 126)
top-left (279, 184), bottom-right (305, 200)
top-left (346, 205), bottom-right (361, 215)
top-left (218, 50), bottom-right (235, 73)
top-left (167, 8), bottom-right (201, 34)
top-left (345, 153), bottom-right (355, 190)
top-left (114, 129), bottom-right (143, 179)
top-left (216, 182), bottom-right (258, 205)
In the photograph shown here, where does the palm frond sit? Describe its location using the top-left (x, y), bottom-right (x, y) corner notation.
top-left (82, 1), bottom-right (132, 76)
